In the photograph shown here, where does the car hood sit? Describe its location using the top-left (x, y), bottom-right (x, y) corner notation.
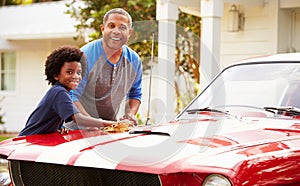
top-left (1, 117), bottom-right (300, 175)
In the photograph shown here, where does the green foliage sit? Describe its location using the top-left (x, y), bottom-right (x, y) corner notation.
top-left (65, 0), bottom-right (157, 64)
top-left (66, 0), bottom-right (155, 35)
top-left (0, 0), bottom-right (18, 6)
top-left (0, 0), bottom-right (61, 6)
top-left (0, 96), bottom-right (6, 133)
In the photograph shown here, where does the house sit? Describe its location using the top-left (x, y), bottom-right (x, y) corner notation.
top-left (0, 1), bottom-right (84, 132)
top-left (156, 0), bottom-right (300, 122)
top-left (0, 0), bottom-right (300, 132)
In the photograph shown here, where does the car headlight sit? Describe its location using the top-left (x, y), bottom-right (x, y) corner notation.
top-left (203, 174), bottom-right (232, 186)
top-left (0, 158), bottom-right (10, 186)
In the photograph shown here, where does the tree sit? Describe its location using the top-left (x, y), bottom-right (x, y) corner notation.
top-left (175, 11), bottom-right (201, 112)
top-left (0, 0), bottom-right (17, 6)
top-left (0, 0), bottom-right (60, 6)
top-left (65, 0), bottom-right (201, 113)
top-left (66, 0), bottom-right (156, 72)
top-left (0, 96), bottom-right (6, 133)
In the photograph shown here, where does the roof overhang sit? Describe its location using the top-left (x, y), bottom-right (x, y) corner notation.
top-left (0, 1), bottom-right (78, 40)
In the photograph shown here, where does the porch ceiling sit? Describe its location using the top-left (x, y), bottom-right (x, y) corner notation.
top-left (167, 0), bottom-right (265, 17)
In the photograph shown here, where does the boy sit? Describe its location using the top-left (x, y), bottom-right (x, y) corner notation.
top-left (19, 46), bottom-right (117, 136)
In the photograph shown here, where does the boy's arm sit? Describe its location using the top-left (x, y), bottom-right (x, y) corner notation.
top-left (72, 112), bottom-right (116, 128)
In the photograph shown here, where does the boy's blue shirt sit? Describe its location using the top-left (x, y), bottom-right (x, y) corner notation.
top-left (19, 82), bottom-right (79, 136)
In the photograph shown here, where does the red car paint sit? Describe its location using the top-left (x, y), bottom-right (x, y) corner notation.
top-left (2, 54), bottom-right (300, 185)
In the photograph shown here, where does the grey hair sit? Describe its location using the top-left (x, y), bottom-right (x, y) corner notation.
top-left (103, 8), bottom-right (132, 28)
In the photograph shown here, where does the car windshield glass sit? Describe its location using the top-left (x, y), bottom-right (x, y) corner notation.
top-left (177, 62), bottom-right (300, 119)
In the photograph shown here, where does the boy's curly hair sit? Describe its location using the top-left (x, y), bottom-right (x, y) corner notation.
top-left (45, 46), bottom-right (86, 85)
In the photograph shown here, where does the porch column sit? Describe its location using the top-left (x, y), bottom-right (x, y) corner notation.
top-left (155, 0), bottom-right (178, 122)
top-left (200, 0), bottom-right (224, 89)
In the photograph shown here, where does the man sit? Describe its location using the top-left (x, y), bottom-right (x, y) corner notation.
top-left (71, 8), bottom-right (142, 126)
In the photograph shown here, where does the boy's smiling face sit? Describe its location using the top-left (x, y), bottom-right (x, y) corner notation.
top-left (54, 61), bottom-right (82, 91)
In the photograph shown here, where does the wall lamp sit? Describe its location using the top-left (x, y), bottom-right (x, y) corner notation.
top-left (228, 4), bottom-right (245, 32)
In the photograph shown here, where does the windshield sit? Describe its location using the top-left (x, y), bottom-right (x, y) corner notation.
top-left (177, 62), bottom-right (300, 119)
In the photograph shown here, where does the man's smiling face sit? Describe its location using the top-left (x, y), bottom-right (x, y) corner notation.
top-left (101, 13), bottom-right (132, 51)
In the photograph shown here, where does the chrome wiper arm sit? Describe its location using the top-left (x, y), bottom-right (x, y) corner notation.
top-left (128, 130), bottom-right (170, 136)
top-left (128, 126), bottom-right (171, 136)
top-left (264, 106), bottom-right (300, 115)
top-left (187, 107), bottom-right (226, 114)
top-left (186, 107), bottom-right (242, 120)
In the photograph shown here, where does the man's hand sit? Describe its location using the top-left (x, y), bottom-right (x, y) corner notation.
top-left (120, 113), bottom-right (138, 125)
top-left (122, 99), bottom-right (140, 126)
top-left (57, 127), bottom-right (69, 134)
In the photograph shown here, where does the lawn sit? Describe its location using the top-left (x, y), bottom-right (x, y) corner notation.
top-left (0, 133), bottom-right (17, 141)
top-left (0, 136), bottom-right (12, 141)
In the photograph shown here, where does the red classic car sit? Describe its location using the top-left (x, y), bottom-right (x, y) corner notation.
top-left (1, 53), bottom-right (300, 186)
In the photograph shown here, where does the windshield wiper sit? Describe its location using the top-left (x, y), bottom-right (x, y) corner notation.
top-left (187, 107), bottom-right (226, 114)
top-left (264, 106), bottom-right (300, 116)
top-left (186, 107), bottom-right (242, 120)
top-left (128, 129), bottom-right (170, 136)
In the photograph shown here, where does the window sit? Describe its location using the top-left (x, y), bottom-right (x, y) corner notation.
top-left (0, 52), bottom-right (16, 91)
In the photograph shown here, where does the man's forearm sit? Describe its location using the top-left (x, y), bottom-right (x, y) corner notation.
top-left (74, 101), bottom-right (90, 116)
top-left (125, 98), bottom-right (140, 115)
